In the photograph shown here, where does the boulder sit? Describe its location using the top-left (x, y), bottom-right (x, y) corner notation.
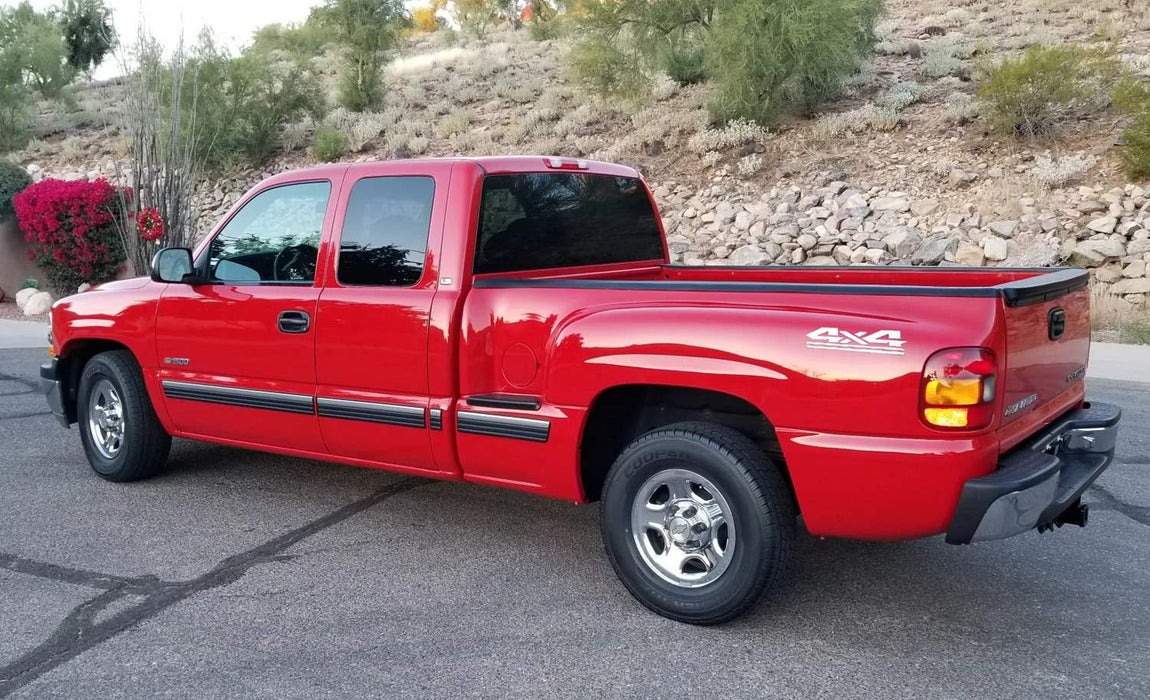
top-left (911, 236), bottom-right (959, 266)
top-left (987, 220), bottom-right (1017, 238)
top-left (872, 196), bottom-right (910, 212)
top-left (882, 227), bottom-right (923, 257)
top-left (15, 287), bottom-right (38, 310)
top-left (1124, 260), bottom-right (1147, 278)
top-left (23, 291), bottom-right (54, 316)
top-left (1111, 278), bottom-right (1150, 295)
top-left (796, 233), bottom-right (818, 250)
top-left (911, 199), bottom-right (941, 217)
top-left (1081, 238), bottom-right (1126, 259)
top-left (1128, 239), bottom-right (1150, 256)
top-left (983, 236), bottom-right (1009, 261)
top-left (954, 241), bottom-right (985, 267)
top-left (1086, 216), bottom-right (1118, 234)
top-left (728, 245), bottom-right (771, 266)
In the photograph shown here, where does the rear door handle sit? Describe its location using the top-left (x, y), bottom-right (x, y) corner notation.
top-left (278, 310), bottom-right (310, 334)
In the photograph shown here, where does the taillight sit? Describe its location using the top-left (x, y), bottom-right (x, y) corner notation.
top-left (921, 347), bottom-right (996, 430)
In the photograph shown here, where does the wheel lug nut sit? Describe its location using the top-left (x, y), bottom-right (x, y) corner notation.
top-left (682, 506), bottom-right (697, 517)
top-left (691, 522), bottom-right (708, 534)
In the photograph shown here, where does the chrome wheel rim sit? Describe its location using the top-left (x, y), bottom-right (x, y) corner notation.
top-left (630, 468), bottom-right (735, 588)
top-left (87, 379), bottom-right (124, 459)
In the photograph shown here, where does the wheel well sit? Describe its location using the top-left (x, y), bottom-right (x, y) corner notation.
top-left (58, 339), bottom-right (133, 420)
top-left (579, 384), bottom-right (791, 503)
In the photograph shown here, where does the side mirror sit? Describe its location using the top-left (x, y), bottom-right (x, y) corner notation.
top-left (150, 247), bottom-right (199, 284)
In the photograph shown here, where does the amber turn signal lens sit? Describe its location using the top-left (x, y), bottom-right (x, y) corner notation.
top-left (924, 407), bottom-right (968, 428)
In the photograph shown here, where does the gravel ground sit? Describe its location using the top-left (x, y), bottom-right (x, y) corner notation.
top-left (1, 347), bottom-right (1148, 699)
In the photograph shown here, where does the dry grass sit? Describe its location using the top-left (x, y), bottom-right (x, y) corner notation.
top-left (1092, 284), bottom-right (1150, 343)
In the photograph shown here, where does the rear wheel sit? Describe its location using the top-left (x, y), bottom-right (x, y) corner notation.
top-left (78, 350), bottom-right (171, 482)
top-left (600, 422), bottom-right (795, 625)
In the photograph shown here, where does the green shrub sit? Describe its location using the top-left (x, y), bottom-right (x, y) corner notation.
top-left (19, 278), bottom-right (38, 290)
top-left (706, 0), bottom-right (885, 123)
top-left (1114, 79), bottom-right (1150, 180)
top-left (977, 44), bottom-right (1121, 139)
top-left (312, 127), bottom-right (348, 161)
top-left (659, 38), bottom-right (707, 85)
top-left (568, 37), bottom-right (649, 101)
top-left (0, 159), bottom-right (31, 220)
top-left (250, 19), bottom-right (338, 59)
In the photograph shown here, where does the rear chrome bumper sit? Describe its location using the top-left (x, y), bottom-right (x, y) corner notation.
top-left (946, 401), bottom-right (1120, 544)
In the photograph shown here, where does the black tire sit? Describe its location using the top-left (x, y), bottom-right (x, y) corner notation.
top-left (77, 350), bottom-right (171, 482)
top-left (600, 421), bottom-right (795, 625)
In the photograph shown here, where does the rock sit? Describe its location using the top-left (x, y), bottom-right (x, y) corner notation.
top-left (1111, 278), bottom-right (1150, 295)
top-left (714, 201), bottom-right (738, 224)
top-left (15, 287), bottom-right (38, 310)
top-left (882, 227), bottom-right (923, 257)
top-left (682, 208), bottom-right (697, 219)
top-left (733, 210), bottom-right (753, 231)
top-left (1124, 260), bottom-right (1147, 278)
top-left (796, 233), bottom-right (817, 250)
top-left (666, 234), bottom-right (691, 255)
top-left (863, 248), bottom-right (886, 265)
top-left (23, 291), bottom-right (54, 316)
top-left (911, 199), bottom-right (941, 217)
top-left (805, 255), bottom-right (837, 266)
top-left (1065, 244), bottom-right (1106, 267)
top-left (728, 245), bottom-right (771, 266)
top-left (1077, 200), bottom-right (1107, 213)
top-left (983, 236), bottom-right (1009, 261)
top-left (1082, 238), bottom-right (1126, 258)
top-left (911, 236), bottom-right (959, 266)
top-left (1128, 239), bottom-right (1150, 256)
top-left (872, 196), bottom-right (910, 212)
top-left (1086, 216), bottom-right (1118, 234)
top-left (987, 220), bottom-right (1017, 238)
top-left (1094, 264), bottom-right (1124, 283)
top-left (763, 241), bottom-right (783, 260)
top-left (955, 242), bottom-right (985, 267)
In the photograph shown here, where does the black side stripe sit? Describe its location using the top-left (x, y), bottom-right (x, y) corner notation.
top-left (457, 411), bottom-right (550, 443)
top-left (467, 394), bottom-right (542, 411)
top-left (429, 408), bottom-right (443, 430)
top-left (316, 397), bottom-right (425, 428)
top-left (161, 381), bottom-right (314, 415)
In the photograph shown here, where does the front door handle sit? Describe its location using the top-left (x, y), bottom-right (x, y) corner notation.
top-left (278, 310), bottom-right (310, 334)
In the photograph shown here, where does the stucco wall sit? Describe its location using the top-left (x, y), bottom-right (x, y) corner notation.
top-left (0, 218), bottom-right (45, 299)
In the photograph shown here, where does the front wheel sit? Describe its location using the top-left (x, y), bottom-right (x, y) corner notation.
top-left (600, 422), bottom-right (795, 625)
top-left (77, 350), bottom-right (171, 482)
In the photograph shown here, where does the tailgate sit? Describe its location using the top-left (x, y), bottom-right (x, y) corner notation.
top-left (999, 283), bottom-right (1090, 451)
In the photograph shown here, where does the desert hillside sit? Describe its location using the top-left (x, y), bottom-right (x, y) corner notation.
top-left (5, 0), bottom-right (1150, 337)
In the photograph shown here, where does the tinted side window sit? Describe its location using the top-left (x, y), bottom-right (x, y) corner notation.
top-left (207, 181), bottom-right (330, 284)
top-left (474, 173), bottom-right (664, 275)
top-left (337, 176), bottom-right (435, 287)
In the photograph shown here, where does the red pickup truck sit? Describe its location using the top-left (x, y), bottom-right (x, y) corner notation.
top-left (41, 157), bottom-right (1120, 624)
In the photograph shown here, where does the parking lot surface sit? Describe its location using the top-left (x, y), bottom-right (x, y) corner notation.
top-left (1, 346), bottom-right (1148, 698)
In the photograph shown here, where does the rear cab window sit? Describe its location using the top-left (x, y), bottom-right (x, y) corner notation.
top-left (474, 172), bottom-right (664, 275)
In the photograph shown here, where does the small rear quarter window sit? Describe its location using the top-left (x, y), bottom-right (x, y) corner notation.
top-left (474, 173), bottom-right (664, 274)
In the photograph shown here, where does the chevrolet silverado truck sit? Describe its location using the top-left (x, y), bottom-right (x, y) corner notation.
top-left (41, 157), bottom-right (1121, 624)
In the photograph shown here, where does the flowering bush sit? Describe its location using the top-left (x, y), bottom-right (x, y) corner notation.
top-left (13, 178), bottom-right (127, 295)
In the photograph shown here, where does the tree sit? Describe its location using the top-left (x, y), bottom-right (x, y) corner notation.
top-left (312, 0), bottom-right (406, 112)
top-left (55, 0), bottom-right (117, 74)
top-left (0, 2), bottom-right (75, 99)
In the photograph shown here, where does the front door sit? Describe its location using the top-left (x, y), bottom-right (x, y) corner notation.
top-left (314, 167), bottom-right (446, 474)
top-left (155, 180), bottom-right (334, 453)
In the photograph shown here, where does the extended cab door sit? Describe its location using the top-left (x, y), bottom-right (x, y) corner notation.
top-left (313, 162), bottom-right (451, 474)
top-left (155, 179), bottom-right (336, 452)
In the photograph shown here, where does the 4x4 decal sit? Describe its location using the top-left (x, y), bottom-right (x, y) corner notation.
top-left (806, 327), bottom-right (906, 356)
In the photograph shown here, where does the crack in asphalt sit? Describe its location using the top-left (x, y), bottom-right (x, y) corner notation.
top-left (1088, 483), bottom-right (1150, 528)
top-left (0, 477), bottom-right (426, 697)
top-left (0, 372), bottom-right (39, 393)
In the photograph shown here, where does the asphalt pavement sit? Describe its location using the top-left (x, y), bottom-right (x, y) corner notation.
top-left (0, 345), bottom-right (1148, 699)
